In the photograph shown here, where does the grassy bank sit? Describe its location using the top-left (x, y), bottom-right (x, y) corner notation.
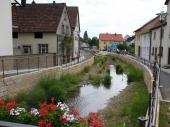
top-left (159, 101), bottom-right (170, 127)
top-left (16, 72), bottom-right (85, 108)
top-left (100, 55), bottom-right (148, 127)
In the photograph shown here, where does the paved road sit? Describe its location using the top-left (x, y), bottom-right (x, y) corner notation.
top-left (160, 70), bottom-right (170, 100)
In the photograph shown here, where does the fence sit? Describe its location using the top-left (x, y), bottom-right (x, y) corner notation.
top-left (127, 53), bottom-right (160, 127)
top-left (0, 50), bottom-right (92, 78)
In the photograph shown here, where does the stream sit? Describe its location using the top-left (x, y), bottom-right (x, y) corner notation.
top-left (66, 65), bottom-right (128, 117)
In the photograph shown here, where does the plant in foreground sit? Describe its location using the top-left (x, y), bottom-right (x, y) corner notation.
top-left (0, 98), bottom-right (106, 127)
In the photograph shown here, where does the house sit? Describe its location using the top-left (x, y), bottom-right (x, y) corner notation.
top-left (134, 16), bottom-right (160, 60)
top-left (12, 1), bottom-right (80, 65)
top-left (0, 0), bottom-right (13, 56)
top-left (67, 6), bottom-right (80, 58)
top-left (99, 33), bottom-right (124, 51)
top-left (164, 0), bottom-right (170, 65)
top-left (124, 35), bottom-right (135, 46)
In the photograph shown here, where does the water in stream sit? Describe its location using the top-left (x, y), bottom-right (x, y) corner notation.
top-left (66, 65), bottom-right (128, 117)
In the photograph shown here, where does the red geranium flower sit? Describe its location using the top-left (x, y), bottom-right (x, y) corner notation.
top-left (79, 117), bottom-right (87, 123)
top-left (48, 104), bottom-right (57, 111)
top-left (72, 107), bottom-right (80, 116)
top-left (5, 101), bottom-right (16, 110)
top-left (45, 122), bottom-right (52, 127)
top-left (90, 119), bottom-right (100, 127)
top-left (38, 119), bottom-right (46, 127)
top-left (89, 112), bottom-right (98, 120)
top-left (40, 107), bottom-right (49, 116)
top-left (0, 99), bottom-right (4, 106)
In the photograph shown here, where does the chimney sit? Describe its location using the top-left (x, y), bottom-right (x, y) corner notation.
top-left (21, 0), bottom-right (26, 6)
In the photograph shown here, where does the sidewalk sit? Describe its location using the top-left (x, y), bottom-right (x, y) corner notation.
top-left (160, 67), bottom-right (170, 100)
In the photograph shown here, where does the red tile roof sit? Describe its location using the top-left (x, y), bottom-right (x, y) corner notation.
top-left (99, 33), bottom-right (124, 42)
top-left (67, 6), bottom-right (79, 30)
top-left (165, 0), bottom-right (169, 5)
top-left (12, 3), bottom-right (65, 32)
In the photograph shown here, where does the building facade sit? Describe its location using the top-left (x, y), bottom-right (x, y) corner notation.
top-left (0, 0), bottom-right (13, 56)
top-left (12, 3), bottom-right (81, 65)
top-left (99, 33), bottom-right (123, 51)
top-left (165, 0), bottom-right (170, 65)
top-left (134, 16), bottom-right (160, 60)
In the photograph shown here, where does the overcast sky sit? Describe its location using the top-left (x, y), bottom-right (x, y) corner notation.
top-left (27, 0), bottom-right (166, 38)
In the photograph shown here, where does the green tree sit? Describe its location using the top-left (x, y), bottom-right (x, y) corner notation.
top-left (90, 37), bottom-right (99, 48)
top-left (83, 31), bottom-right (89, 43)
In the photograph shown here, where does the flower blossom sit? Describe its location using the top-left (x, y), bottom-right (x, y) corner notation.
top-left (5, 101), bottom-right (16, 110)
top-left (0, 99), bottom-right (4, 106)
top-left (30, 108), bottom-right (39, 116)
top-left (10, 107), bottom-right (26, 116)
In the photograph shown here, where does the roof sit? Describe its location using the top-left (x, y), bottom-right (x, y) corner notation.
top-left (134, 16), bottom-right (160, 32)
top-left (165, 0), bottom-right (169, 5)
top-left (67, 6), bottom-right (79, 30)
top-left (99, 33), bottom-right (124, 42)
top-left (12, 3), bottom-right (66, 32)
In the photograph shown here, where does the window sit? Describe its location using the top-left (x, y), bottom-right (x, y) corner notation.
top-left (23, 45), bottom-right (32, 54)
top-left (66, 25), bottom-right (69, 34)
top-left (159, 47), bottom-right (163, 57)
top-left (13, 32), bottom-right (18, 38)
top-left (152, 47), bottom-right (154, 56)
top-left (62, 24), bottom-right (65, 34)
top-left (34, 32), bottom-right (43, 38)
top-left (38, 44), bottom-right (48, 54)
top-left (153, 32), bottom-right (156, 40)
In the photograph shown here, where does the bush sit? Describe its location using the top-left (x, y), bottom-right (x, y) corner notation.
top-left (102, 75), bottom-right (111, 89)
top-left (83, 66), bottom-right (90, 73)
top-left (89, 74), bottom-right (103, 85)
top-left (116, 65), bottom-right (123, 74)
top-left (16, 74), bottom-right (82, 108)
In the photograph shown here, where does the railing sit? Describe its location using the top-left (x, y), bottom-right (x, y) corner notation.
top-left (126, 53), bottom-right (160, 127)
top-left (0, 50), bottom-right (93, 78)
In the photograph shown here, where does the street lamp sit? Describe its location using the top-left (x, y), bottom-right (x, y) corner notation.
top-left (156, 11), bottom-right (167, 68)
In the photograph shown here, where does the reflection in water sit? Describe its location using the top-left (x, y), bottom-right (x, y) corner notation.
top-left (66, 65), bottom-right (127, 117)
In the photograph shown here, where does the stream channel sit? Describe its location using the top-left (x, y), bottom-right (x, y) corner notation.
top-left (66, 65), bottom-right (128, 117)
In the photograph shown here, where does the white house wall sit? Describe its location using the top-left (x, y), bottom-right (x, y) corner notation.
top-left (73, 15), bottom-right (80, 58)
top-left (0, 0), bottom-right (13, 56)
top-left (141, 32), bottom-right (150, 60)
top-left (13, 33), bottom-right (57, 55)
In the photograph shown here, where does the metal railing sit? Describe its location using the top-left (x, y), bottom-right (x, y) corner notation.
top-left (0, 50), bottom-right (93, 78)
top-left (126, 53), bottom-right (160, 127)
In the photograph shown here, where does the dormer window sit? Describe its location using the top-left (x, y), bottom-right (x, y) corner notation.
top-left (34, 32), bottom-right (43, 38)
top-left (62, 24), bottom-right (65, 34)
top-left (13, 32), bottom-right (18, 38)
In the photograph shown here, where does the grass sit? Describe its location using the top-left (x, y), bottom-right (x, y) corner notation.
top-left (159, 101), bottom-right (170, 127)
top-left (16, 73), bottom-right (82, 108)
top-left (100, 55), bottom-right (148, 127)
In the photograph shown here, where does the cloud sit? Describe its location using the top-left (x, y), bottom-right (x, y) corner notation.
top-left (27, 0), bottom-right (166, 38)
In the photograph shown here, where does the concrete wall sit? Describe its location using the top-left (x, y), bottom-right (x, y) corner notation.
top-left (113, 54), bottom-right (153, 92)
top-left (0, 0), bottom-right (13, 56)
top-left (0, 56), bottom-right (94, 98)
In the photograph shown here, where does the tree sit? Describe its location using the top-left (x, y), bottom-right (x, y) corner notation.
top-left (90, 37), bottom-right (99, 48)
top-left (83, 31), bottom-right (89, 43)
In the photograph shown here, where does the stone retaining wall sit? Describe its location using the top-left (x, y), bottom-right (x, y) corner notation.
top-left (0, 57), bottom-right (94, 98)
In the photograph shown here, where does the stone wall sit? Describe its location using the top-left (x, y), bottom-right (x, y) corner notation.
top-left (113, 54), bottom-right (153, 92)
top-left (0, 57), bottom-right (94, 98)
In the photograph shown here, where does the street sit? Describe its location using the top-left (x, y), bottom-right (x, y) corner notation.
top-left (160, 70), bottom-right (170, 100)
